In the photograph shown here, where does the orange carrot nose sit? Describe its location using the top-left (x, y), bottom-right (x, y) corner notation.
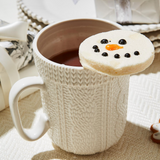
top-left (105, 44), bottom-right (123, 51)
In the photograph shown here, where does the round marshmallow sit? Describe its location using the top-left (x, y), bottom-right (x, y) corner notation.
top-left (79, 30), bottom-right (154, 76)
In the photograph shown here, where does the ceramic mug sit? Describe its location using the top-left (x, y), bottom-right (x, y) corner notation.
top-left (9, 18), bottom-right (129, 155)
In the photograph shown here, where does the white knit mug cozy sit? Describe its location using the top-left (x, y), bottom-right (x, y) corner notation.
top-left (9, 18), bottom-right (129, 155)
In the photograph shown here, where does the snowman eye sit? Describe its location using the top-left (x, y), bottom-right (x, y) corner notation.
top-left (92, 45), bottom-right (100, 52)
top-left (119, 39), bottom-right (127, 45)
top-left (101, 39), bottom-right (108, 44)
top-left (94, 48), bottom-right (100, 52)
top-left (92, 45), bottom-right (98, 49)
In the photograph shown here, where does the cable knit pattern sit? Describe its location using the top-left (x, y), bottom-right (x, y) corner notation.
top-left (34, 53), bottom-right (130, 155)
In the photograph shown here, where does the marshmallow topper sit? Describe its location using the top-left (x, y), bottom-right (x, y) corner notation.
top-left (79, 30), bottom-right (154, 76)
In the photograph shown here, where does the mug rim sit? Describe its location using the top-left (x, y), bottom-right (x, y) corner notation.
top-left (33, 17), bottom-right (123, 70)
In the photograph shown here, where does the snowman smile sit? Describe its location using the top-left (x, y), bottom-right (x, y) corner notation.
top-left (105, 44), bottom-right (123, 51)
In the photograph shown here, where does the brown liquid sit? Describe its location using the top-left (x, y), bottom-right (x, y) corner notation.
top-left (50, 49), bottom-right (82, 67)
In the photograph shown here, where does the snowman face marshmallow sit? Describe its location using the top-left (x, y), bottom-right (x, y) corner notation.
top-left (79, 30), bottom-right (154, 76)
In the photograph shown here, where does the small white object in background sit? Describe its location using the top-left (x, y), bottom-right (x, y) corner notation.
top-left (0, 47), bottom-right (20, 109)
top-left (0, 21), bottom-right (35, 71)
top-left (0, 20), bottom-right (38, 111)
top-left (0, 21), bottom-right (28, 41)
top-left (95, 0), bottom-right (160, 24)
top-left (114, 0), bottom-right (132, 24)
top-left (17, 0), bottom-right (96, 25)
top-left (17, 0), bottom-right (160, 35)
top-left (0, 31), bottom-right (35, 71)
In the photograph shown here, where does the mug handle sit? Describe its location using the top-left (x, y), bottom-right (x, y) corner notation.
top-left (9, 76), bottom-right (49, 141)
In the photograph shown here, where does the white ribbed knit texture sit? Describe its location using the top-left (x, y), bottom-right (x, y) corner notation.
top-left (34, 54), bottom-right (130, 155)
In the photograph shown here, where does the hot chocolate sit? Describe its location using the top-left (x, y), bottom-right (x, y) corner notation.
top-left (50, 49), bottom-right (82, 67)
